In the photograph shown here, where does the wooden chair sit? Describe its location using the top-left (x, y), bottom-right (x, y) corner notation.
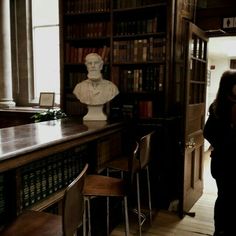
top-left (0, 163), bottom-right (88, 236)
top-left (82, 142), bottom-right (139, 236)
top-left (105, 131), bottom-right (155, 235)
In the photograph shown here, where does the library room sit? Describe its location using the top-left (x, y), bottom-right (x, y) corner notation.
top-left (0, 0), bottom-right (236, 235)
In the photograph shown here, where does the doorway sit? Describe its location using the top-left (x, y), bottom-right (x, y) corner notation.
top-left (205, 36), bottom-right (236, 151)
top-left (204, 35), bottom-right (236, 191)
top-left (203, 150), bottom-right (217, 195)
top-left (206, 36), bottom-right (236, 112)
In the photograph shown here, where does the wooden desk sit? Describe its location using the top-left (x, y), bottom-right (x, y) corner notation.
top-left (0, 107), bottom-right (47, 128)
top-left (0, 118), bottom-right (124, 227)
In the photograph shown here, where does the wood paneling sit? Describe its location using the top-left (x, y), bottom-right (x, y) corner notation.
top-left (0, 111), bottom-right (35, 128)
top-left (196, 5), bottom-right (236, 34)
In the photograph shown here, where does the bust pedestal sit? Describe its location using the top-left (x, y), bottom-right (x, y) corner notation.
top-left (83, 104), bottom-right (107, 121)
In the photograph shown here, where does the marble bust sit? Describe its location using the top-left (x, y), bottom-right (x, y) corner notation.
top-left (73, 53), bottom-right (119, 120)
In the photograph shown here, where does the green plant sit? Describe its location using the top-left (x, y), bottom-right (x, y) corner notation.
top-left (31, 109), bottom-right (67, 122)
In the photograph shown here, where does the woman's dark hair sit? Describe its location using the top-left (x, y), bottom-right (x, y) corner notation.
top-left (212, 70), bottom-right (236, 120)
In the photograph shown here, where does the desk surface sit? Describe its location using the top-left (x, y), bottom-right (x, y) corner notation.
top-left (0, 118), bottom-right (122, 165)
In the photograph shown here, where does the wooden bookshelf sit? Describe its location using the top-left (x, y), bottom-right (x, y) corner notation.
top-left (59, 0), bottom-right (209, 216)
top-left (60, 0), bottom-right (172, 120)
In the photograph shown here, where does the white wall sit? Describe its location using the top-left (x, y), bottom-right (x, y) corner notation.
top-left (206, 56), bottom-right (230, 112)
top-left (204, 37), bottom-right (236, 150)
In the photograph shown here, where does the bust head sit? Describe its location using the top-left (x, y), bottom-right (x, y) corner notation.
top-left (85, 53), bottom-right (104, 81)
top-left (73, 52), bottom-right (119, 113)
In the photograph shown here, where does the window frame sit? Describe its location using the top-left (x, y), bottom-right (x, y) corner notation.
top-left (10, 0), bottom-right (60, 107)
top-left (10, 0), bottom-right (34, 106)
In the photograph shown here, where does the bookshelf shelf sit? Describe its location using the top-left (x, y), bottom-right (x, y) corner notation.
top-left (113, 2), bottom-right (167, 10)
top-left (65, 11), bottom-right (110, 16)
top-left (113, 32), bottom-right (166, 40)
top-left (65, 37), bottom-right (110, 42)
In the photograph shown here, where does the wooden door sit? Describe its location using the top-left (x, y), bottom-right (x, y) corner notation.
top-left (181, 22), bottom-right (208, 215)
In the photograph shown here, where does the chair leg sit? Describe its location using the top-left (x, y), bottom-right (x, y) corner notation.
top-left (87, 198), bottom-right (91, 236)
top-left (83, 199), bottom-right (87, 236)
top-left (146, 166), bottom-right (152, 223)
top-left (84, 198), bottom-right (92, 236)
top-left (136, 173), bottom-right (142, 236)
top-left (106, 196), bottom-right (110, 236)
top-left (124, 196), bottom-right (130, 236)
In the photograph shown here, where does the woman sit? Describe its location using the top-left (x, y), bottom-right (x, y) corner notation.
top-left (204, 70), bottom-right (236, 236)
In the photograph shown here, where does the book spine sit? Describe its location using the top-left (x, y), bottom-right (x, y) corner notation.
top-left (47, 159), bottom-right (54, 195)
top-left (0, 174), bottom-right (6, 220)
top-left (41, 162), bottom-right (47, 198)
top-left (52, 156), bottom-right (59, 192)
top-left (29, 170), bottom-right (36, 205)
top-left (35, 164), bottom-right (42, 202)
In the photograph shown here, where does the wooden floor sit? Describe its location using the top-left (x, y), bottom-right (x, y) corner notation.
top-left (110, 151), bottom-right (217, 236)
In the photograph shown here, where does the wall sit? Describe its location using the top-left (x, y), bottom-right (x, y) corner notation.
top-left (204, 38), bottom-right (235, 150)
top-left (206, 57), bottom-right (229, 111)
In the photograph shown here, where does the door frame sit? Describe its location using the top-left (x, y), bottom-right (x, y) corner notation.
top-left (179, 21), bottom-right (208, 217)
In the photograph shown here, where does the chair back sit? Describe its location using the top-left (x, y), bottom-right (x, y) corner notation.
top-left (62, 163), bottom-right (88, 236)
top-left (128, 141), bottom-right (140, 185)
top-left (139, 131), bottom-right (155, 169)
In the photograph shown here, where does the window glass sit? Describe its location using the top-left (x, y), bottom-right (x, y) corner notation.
top-left (32, 0), bottom-right (58, 26)
top-left (31, 0), bottom-right (60, 105)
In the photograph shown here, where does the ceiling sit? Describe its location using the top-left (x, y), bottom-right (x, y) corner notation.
top-left (208, 36), bottom-right (236, 57)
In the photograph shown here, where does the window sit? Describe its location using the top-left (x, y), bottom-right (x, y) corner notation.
top-left (31, 0), bottom-right (60, 105)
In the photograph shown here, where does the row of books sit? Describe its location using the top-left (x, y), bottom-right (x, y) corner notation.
top-left (65, 18), bottom-right (161, 39)
top-left (66, 22), bottom-right (111, 39)
top-left (118, 66), bottom-right (164, 92)
top-left (113, 38), bottom-right (166, 63)
top-left (65, 66), bottom-right (164, 94)
top-left (65, 38), bottom-right (165, 64)
top-left (65, 44), bottom-right (110, 64)
top-left (65, 0), bottom-right (159, 13)
top-left (114, 0), bottom-right (160, 9)
top-left (20, 145), bottom-right (88, 209)
top-left (122, 100), bottom-right (153, 119)
top-left (0, 174), bottom-right (5, 220)
top-left (114, 17), bottom-right (159, 36)
top-left (65, 0), bottom-right (110, 14)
